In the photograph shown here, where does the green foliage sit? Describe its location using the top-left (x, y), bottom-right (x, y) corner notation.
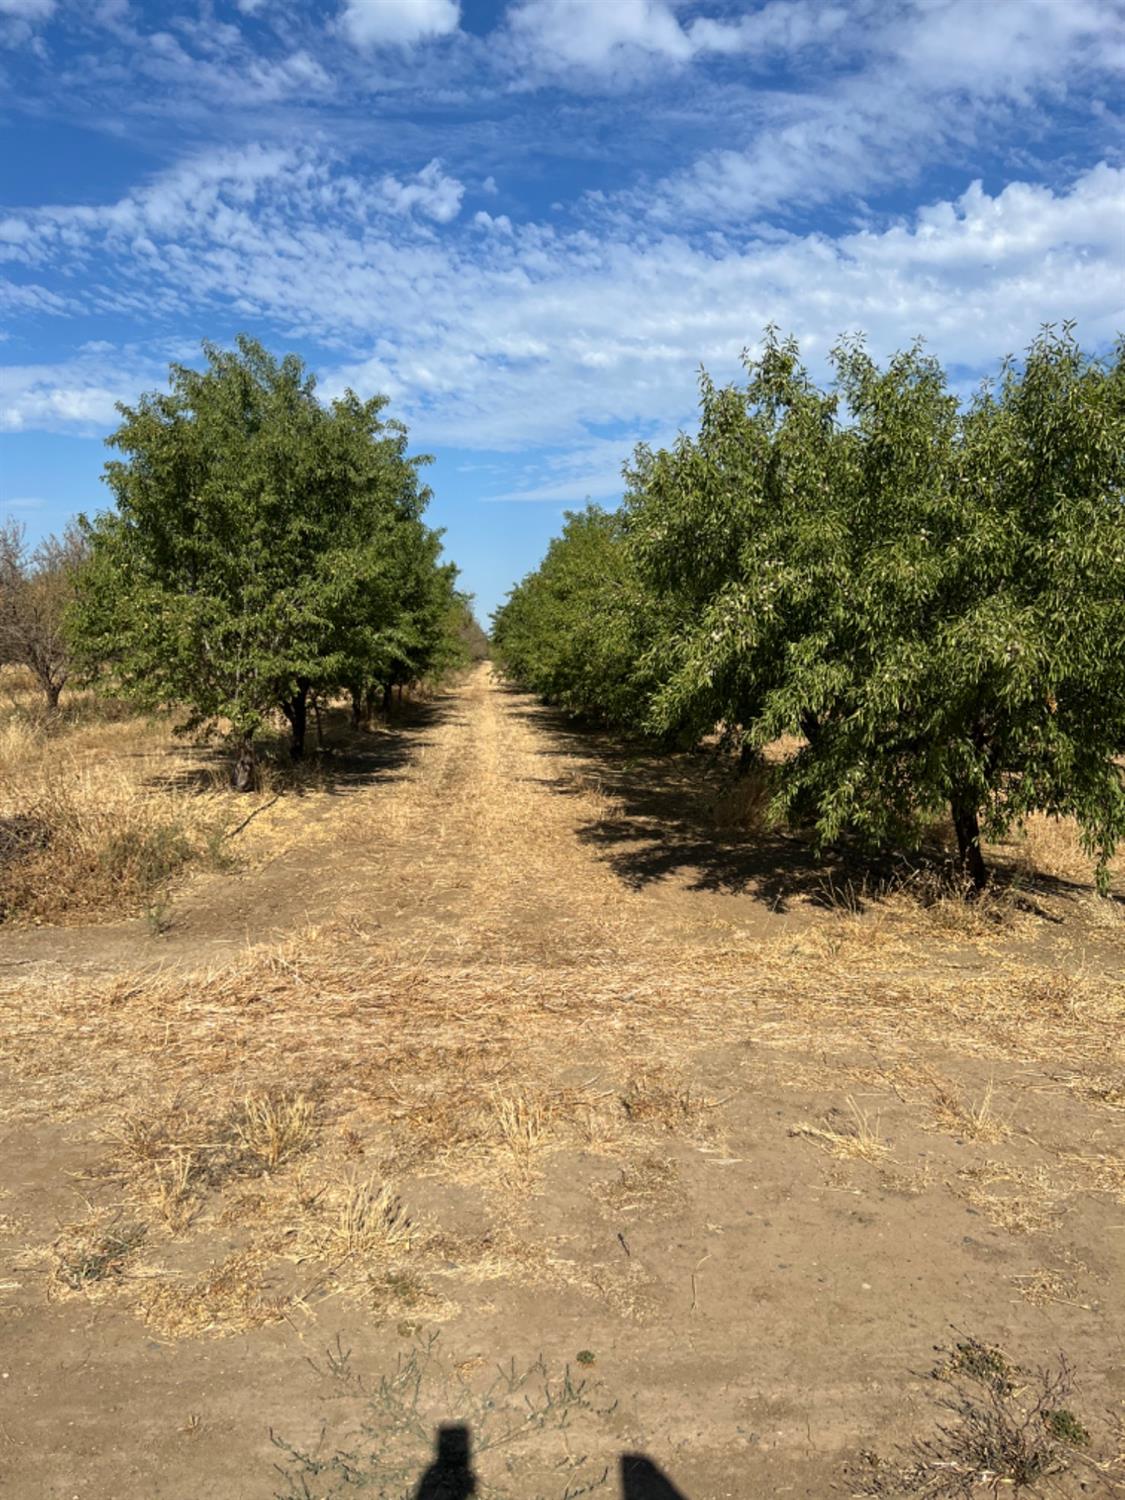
top-left (68, 337), bottom-right (464, 769)
top-left (503, 326), bottom-right (1125, 889)
top-left (491, 504), bottom-right (661, 730)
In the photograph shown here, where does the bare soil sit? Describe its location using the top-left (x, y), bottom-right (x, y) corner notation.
top-left (0, 666), bottom-right (1122, 1498)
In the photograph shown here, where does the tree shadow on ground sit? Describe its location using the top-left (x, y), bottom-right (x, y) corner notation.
top-left (410, 1424), bottom-right (689, 1499)
top-left (143, 694), bottom-right (462, 801)
top-left (503, 692), bottom-right (1114, 920)
top-left (503, 693), bottom-right (882, 915)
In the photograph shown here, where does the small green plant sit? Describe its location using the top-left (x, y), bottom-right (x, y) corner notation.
top-left (1043, 1408), bottom-right (1089, 1447)
top-left (54, 1218), bottom-right (147, 1291)
top-left (145, 899), bottom-right (172, 937)
top-left (576, 1349), bottom-right (596, 1366)
top-left (936, 1337), bottom-right (1016, 1395)
top-left (861, 1340), bottom-right (1098, 1496)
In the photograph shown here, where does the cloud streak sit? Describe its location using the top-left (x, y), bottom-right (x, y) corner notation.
top-left (1, 145), bottom-right (1121, 454)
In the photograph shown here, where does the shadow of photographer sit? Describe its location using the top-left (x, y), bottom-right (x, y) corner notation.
top-left (411, 1424), bottom-right (688, 1499)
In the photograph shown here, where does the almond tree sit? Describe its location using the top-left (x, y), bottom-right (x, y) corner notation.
top-left (626, 326), bottom-right (1125, 889)
top-left (68, 337), bottom-right (447, 785)
top-left (0, 520), bottom-right (86, 712)
top-left (491, 504), bottom-right (660, 729)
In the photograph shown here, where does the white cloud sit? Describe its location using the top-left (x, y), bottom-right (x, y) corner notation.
top-left (642, 0), bottom-right (1125, 224)
top-left (242, 49), bottom-right (332, 101)
top-left (3, 147), bottom-right (1119, 463)
top-left (0, 276), bottom-right (67, 315)
top-left (507, 0), bottom-right (692, 72)
top-left (0, 0), bottom-right (53, 47)
top-left (0, 356), bottom-right (142, 433)
top-left (340, 0), bottom-right (460, 47)
top-left (505, 0), bottom-right (851, 78)
top-left (135, 30), bottom-right (331, 106)
top-left (687, 2), bottom-right (848, 57)
top-left (473, 210), bottom-right (513, 234)
top-left (895, 0), bottom-right (1116, 95)
top-left (0, 0), bottom-right (55, 17)
top-left (0, 495), bottom-right (47, 512)
top-left (381, 159), bottom-right (465, 222)
top-left (487, 434), bottom-right (669, 502)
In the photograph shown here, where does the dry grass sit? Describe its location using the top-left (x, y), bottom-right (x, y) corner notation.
top-left (710, 762), bottom-right (774, 831)
top-left (50, 1208), bottom-right (148, 1293)
top-left (620, 1066), bottom-right (716, 1133)
top-left (1009, 809), bottom-right (1124, 886)
top-left (1010, 1260), bottom-right (1090, 1310)
top-left (1057, 1071), bottom-right (1125, 1111)
top-left (0, 671), bottom-right (362, 925)
top-left (488, 1089), bottom-right (549, 1163)
top-left (141, 1250), bottom-right (290, 1337)
top-left (297, 1175), bottom-right (415, 1263)
top-left (2, 668), bottom-right (1123, 1369)
top-left (234, 1093), bottom-right (318, 1171)
top-left (954, 1160), bottom-right (1064, 1235)
top-left (100, 1091), bottom-right (321, 1236)
top-left (1055, 1149), bottom-right (1125, 1202)
top-left (926, 1074), bottom-right (1013, 1143)
top-left (790, 1096), bottom-right (890, 1163)
top-left (595, 1155), bottom-right (685, 1216)
top-left (0, 686), bottom-right (236, 923)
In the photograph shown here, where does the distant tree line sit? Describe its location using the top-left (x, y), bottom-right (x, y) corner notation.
top-left (2, 337), bottom-right (482, 788)
top-left (492, 326), bottom-right (1125, 890)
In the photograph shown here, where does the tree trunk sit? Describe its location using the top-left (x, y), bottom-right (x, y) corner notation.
top-left (951, 792), bottom-right (987, 893)
top-left (799, 710), bottom-right (821, 747)
top-left (397, 683), bottom-right (404, 704)
top-left (44, 679), bottom-right (62, 713)
top-left (737, 743), bottom-right (760, 778)
top-left (312, 695), bottom-right (324, 750)
top-left (281, 680), bottom-right (310, 760)
top-left (382, 681), bottom-right (393, 713)
top-left (349, 686), bottom-right (363, 730)
top-left (231, 738), bottom-right (258, 792)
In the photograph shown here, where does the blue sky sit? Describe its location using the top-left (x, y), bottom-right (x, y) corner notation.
top-left (1, 0), bottom-right (1123, 621)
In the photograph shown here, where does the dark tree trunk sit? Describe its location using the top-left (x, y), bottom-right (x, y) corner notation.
top-left (737, 743), bottom-right (760, 778)
top-left (349, 686), bottom-right (363, 730)
top-left (799, 710), bottom-right (821, 747)
top-left (231, 738), bottom-right (258, 792)
top-left (397, 683), bottom-right (404, 704)
top-left (364, 685), bottom-right (379, 723)
top-left (311, 695), bottom-right (325, 750)
top-left (951, 792), bottom-right (987, 892)
top-left (44, 679), bottom-right (62, 713)
top-left (281, 679), bottom-right (310, 760)
top-left (382, 681), bottom-right (393, 713)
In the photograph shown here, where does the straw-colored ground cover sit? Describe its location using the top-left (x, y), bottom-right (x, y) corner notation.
top-left (0, 666), bottom-right (1122, 1498)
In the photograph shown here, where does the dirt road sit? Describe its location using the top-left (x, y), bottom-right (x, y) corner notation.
top-left (1, 667), bottom-right (1122, 1498)
top-left (0, 663), bottom-right (802, 975)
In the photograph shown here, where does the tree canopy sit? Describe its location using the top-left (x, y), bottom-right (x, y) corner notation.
top-left (491, 504), bottom-right (662, 731)
top-left (69, 336), bottom-right (469, 782)
top-left (494, 326), bottom-right (1125, 890)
